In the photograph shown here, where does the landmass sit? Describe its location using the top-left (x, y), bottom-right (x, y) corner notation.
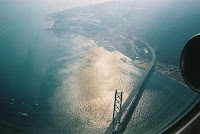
top-left (46, 0), bottom-right (190, 85)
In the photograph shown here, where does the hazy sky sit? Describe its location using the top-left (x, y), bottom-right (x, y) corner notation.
top-left (0, 0), bottom-right (114, 15)
top-left (39, 0), bottom-right (114, 13)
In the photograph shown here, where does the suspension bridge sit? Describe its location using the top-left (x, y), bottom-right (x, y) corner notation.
top-left (105, 38), bottom-right (156, 134)
top-left (79, 17), bottom-right (156, 134)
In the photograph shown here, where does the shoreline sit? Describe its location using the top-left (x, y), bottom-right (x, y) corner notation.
top-left (156, 70), bottom-right (200, 133)
top-left (157, 70), bottom-right (187, 87)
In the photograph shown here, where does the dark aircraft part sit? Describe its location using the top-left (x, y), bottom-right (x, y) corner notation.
top-left (180, 33), bottom-right (200, 93)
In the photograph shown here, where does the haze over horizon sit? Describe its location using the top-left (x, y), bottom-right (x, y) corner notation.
top-left (0, 0), bottom-right (200, 133)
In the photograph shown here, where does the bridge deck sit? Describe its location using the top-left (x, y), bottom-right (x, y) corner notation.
top-left (105, 37), bottom-right (156, 134)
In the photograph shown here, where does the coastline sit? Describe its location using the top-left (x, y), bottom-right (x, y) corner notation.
top-left (157, 70), bottom-right (187, 87)
top-left (155, 70), bottom-right (200, 133)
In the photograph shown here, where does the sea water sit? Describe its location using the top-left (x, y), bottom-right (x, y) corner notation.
top-left (0, 1), bottom-right (199, 134)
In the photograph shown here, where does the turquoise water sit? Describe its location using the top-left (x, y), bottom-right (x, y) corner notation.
top-left (0, 1), bottom-right (200, 134)
top-left (124, 72), bottom-right (200, 134)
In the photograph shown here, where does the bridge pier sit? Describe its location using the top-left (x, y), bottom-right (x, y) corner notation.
top-left (105, 36), bottom-right (156, 134)
top-left (112, 90), bottom-right (123, 133)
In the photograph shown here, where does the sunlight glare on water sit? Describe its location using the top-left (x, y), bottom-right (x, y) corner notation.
top-left (49, 38), bottom-right (142, 132)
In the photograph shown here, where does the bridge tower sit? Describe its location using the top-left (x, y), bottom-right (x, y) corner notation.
top-left (112, 90), bottom-right (123, 133)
